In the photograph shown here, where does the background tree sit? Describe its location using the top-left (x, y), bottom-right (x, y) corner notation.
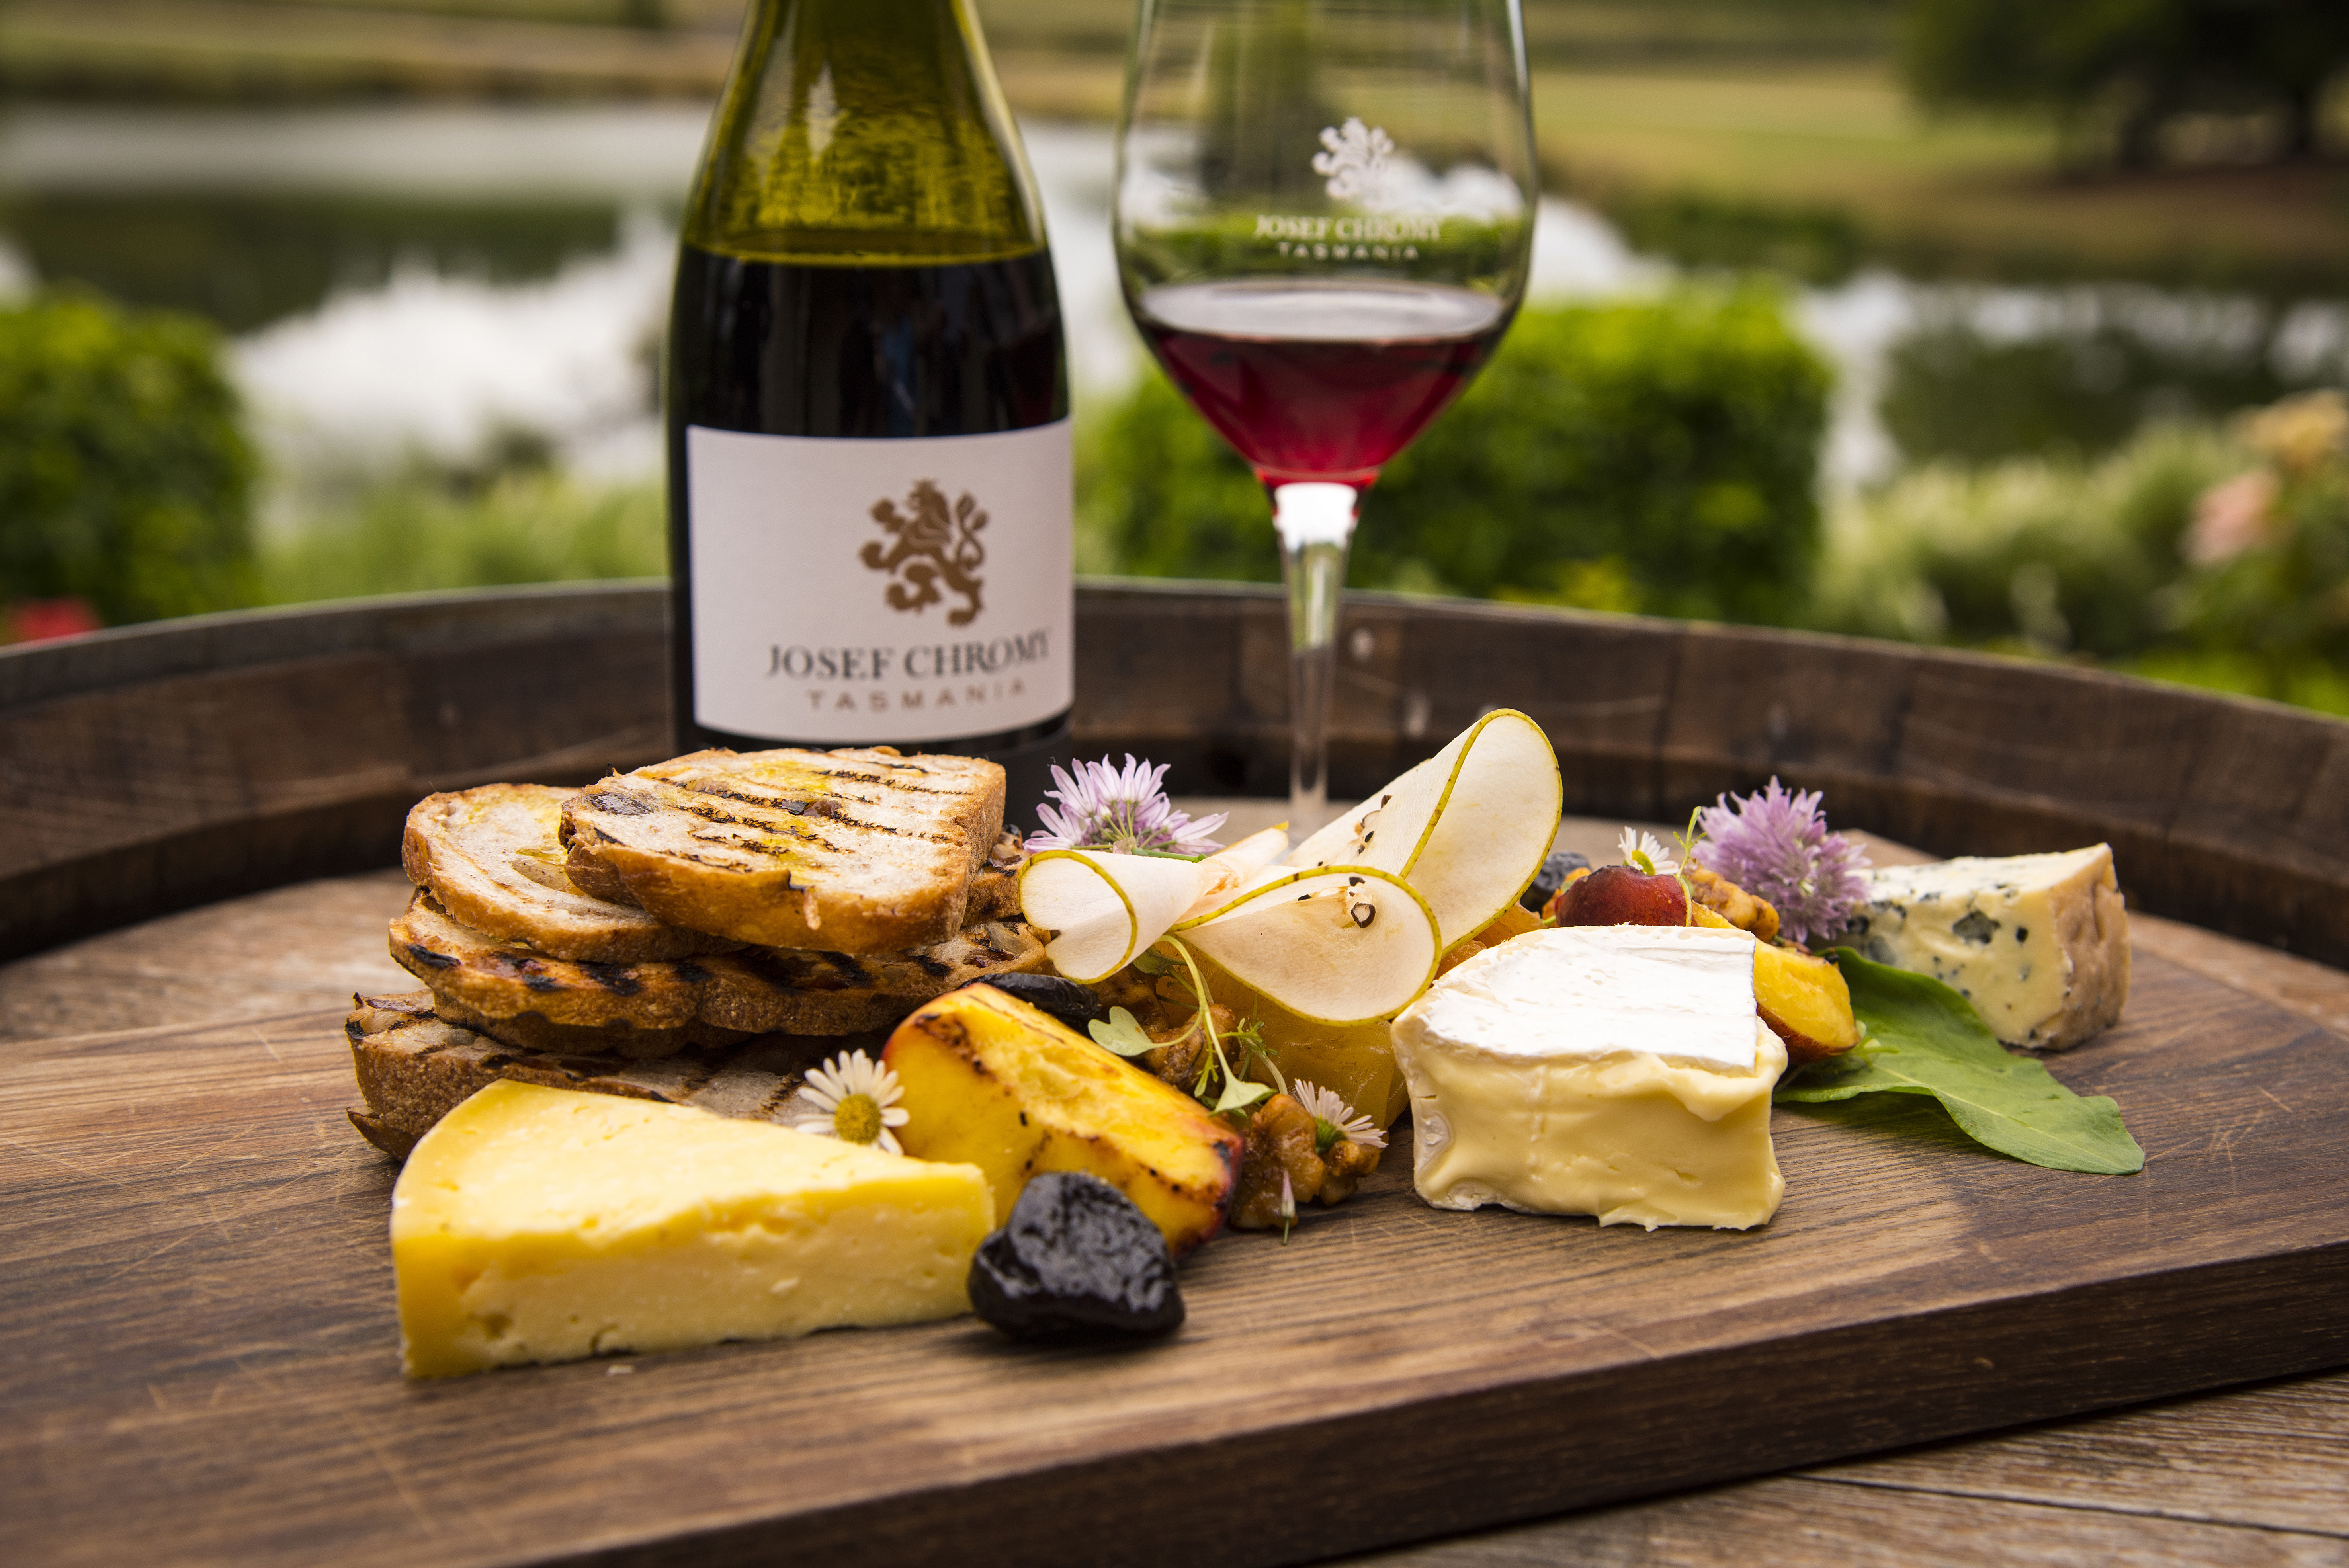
top-left (1902, 0), bottom-right (2349, 166)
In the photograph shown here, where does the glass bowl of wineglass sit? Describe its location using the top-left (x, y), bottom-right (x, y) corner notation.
top-left (1114, 0), bottom-right (1535, 828)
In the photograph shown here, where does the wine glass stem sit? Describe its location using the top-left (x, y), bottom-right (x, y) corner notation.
top-left (1273, 482), bottom-right (1359, 835)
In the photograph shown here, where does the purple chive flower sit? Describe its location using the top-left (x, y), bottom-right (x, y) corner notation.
top-left (1692, 777), bottom-right (1870, 947)
top-left (1025, 755), bottom-right (1227, 856)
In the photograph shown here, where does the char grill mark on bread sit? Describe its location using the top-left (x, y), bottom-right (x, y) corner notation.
top-left (390, 892), bottom-right (702, 1031)
top-left (556, 748), bottom-right (1007, 953)
top-left (389, 890), bottom-right (1048, 1049)
top-left (702, 917), bottom-right (1046, 1034)
top-left (401, 783), bottom-right (737, 961)
top-left (344, 993), bottom-right (854, 1161)
top-left (431, 994), bottom-right (755, 1060)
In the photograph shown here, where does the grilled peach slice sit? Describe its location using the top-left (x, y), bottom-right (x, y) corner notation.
top-left (883, 985), bottom-right (1243, 1258)
top-left (1754, 943), bottom-right (1862, 1064)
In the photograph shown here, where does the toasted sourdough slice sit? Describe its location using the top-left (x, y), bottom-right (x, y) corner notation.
top-left (559, 747), bottom-right (1006, 952)
top-left (344, 992), bottom-right (855, 1161)
top-left (403, 783), bottom-right (741, 963)
top-left (967, 831), bottom-right (1027, 923)
top-left (389, 891), bottom-right (1047, 1046)
top-left (432, 994), bottom-right (754, 1061)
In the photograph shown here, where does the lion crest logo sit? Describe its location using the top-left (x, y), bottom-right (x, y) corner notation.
top-left (862, 479), bottom-right (987, 626)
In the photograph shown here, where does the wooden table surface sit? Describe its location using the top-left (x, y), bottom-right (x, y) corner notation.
top-left (5, 812), bottom-right (2345, 1568)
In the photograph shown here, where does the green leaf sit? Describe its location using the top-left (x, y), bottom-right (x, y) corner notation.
top-left (1132, 950), bottom-right (1177, 978)
top-left (1088, 1006), bottom-right (1157, 1058)
top-left (1212, 1075), bottom-right (1273, 1115)
top-left (1778, 949), bottom-right (2145, 1175)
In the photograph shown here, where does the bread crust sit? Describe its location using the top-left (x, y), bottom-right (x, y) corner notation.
top-left (344, 992), bottom-right (853, 1160)
top-left (389, 890), bottom-right (1047, 1047)
top-left (402, 784), bottom-right (739, 963)
top-left (557, 747), bottom-right (1006, 952)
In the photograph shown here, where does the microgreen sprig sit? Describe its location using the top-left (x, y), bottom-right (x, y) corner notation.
top-left (1088, 1007), bottom-right (1157, 1057)
top-left (1159, 935), bottom-right (1273, 1117)
top-left (1087, 936), bottom-right (1274, 1119)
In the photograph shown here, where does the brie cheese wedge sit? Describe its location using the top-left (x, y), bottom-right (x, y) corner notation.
top-left (1390, 926), bottom-right (1786, 1231)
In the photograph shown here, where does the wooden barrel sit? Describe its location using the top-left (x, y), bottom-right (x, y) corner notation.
top-left (5, 579), bottom-right (2345, 965)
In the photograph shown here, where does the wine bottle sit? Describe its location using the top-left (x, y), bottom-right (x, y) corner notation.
top-left (667, 0), bottom-right (1071, 825)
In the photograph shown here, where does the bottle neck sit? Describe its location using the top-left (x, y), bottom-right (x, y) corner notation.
top-left (687, 0), bottom-right (1046, 267)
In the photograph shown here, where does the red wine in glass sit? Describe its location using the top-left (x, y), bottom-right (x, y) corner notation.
top-left (1133, 279), bottom-right (1511, 488)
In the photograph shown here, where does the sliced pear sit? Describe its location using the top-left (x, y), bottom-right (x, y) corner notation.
top-left (1175, 867), bottom-right (1438, 1025)
top-left (1192, 826), bottom-right (1291, 908)
top-left (1189, 949), bottom-right (1412, 1129)
top-left (1286, 709), bottom-right (1561, 949)
top-left (1018, 850), bottom-right (1210, 984)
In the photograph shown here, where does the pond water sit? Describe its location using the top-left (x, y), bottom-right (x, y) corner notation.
top-left (3, 102), bottom-right (2343, 517)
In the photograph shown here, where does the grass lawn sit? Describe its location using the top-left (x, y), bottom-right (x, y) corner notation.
top-left (7, 3), bottom-right (2341, 289)
top-left (990, 48), bottom-right (2349, 292)
top-left (1532, 64), bottom-right (2349, 291)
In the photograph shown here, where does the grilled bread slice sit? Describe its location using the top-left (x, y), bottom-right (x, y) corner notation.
top-left (344, 992), bottom-right (852, 1161)
top-left (432, 994), bottom-right (754, 1060)
top-left (558, 747), bottom-right (1006, 952)
top-left (403, 783), bottom-right (741, 963)
top-left (705, 918), bottom-right (1046, 1035)
top-left (389, 891), bottom-right (1047, 1048)
top-left (967, 831), bottom-right (1027, 923)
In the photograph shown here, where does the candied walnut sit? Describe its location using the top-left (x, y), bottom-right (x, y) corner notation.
top-left (1227, 1093), bottom-right (1386, 1228)
top-left (1230, 1094), bottom-right (1323, 1229)
top-left (1139, 1001), bottom-right (1237, 1092)
top-left (1687, 864), bottom-right (1780, 943)
top-left (1143, 1025), bottom-right (1206, 1089)
top-left (1317, 1135), bottom-right (1382, 1204)
top-left (1094, 965), bottom-right (1159, 1016)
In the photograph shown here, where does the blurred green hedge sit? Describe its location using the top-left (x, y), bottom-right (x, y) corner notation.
top-left (1081, 286), bottom-right (1833, 624)
top-left (1811, 423), bottom-right (2230, 656)
top-left (1813, 392), bottom-right (2349, 715)
top-left (258, 470), bottom-right (665, 604)
top-left (0, 290), bottom-right (258, 625)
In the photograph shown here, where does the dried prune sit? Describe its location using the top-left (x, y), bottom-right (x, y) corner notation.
top-left (965, 973), bottom-right (1107, 1032)
top-left (1520, 849), bottom-right (1592, 912)
top-left (968, 1172), bottom-right (1184, 1342)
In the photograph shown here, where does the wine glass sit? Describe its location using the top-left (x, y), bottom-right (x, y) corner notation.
top-left (1114, 0), bottom-right (1535, 830)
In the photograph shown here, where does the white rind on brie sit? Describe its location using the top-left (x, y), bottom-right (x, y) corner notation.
top-left (1389, 927), bottom-right (1786, 1231)
top-left (1401, 923), bottom-right (1764, 1072)
top-left (1844, 844), bottom-right (2129, 1051)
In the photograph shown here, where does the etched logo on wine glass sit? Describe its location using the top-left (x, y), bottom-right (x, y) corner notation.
top-left (1313, 118), bottom-right (1395, 211)
top-left (1251, 118), bottom-right (1434, 259)
top-left (862, 480), bottom-right (987, 626)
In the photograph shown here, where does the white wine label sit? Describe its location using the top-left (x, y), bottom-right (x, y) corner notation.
top-left (685, 421), bottom-right (1073, 744)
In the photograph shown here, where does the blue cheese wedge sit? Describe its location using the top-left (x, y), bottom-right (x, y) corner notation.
top-left (1845, 844), bottom-right (2128, 1051)
top-left (392, 1080), bottom-right (994, 1377)
top-left (1389, 926), bottom-right (1786, 1231)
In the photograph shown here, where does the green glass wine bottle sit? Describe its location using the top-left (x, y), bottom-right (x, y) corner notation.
top-left (668, 0), bottom-right (1070, 822)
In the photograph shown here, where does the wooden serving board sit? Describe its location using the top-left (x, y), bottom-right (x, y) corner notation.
top-left (6, 951), bottom-right (2346, 1568)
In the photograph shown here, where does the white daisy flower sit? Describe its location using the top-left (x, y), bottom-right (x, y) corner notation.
top-left (1291, 1078), bottom-right (1386, 1152)
top-left (794, 1049), bottom-right (909, 1155)
top-left (1617, 826), bottom-right (1679, 877)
